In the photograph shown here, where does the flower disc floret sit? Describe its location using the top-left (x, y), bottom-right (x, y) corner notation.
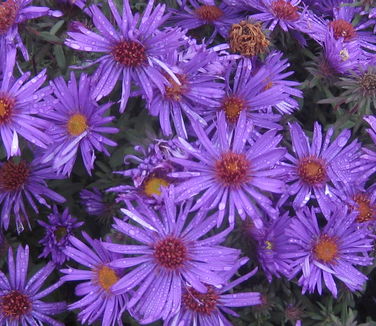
top-left (143, 175), bottom-right (170, 197)
top-left (67, 113), bottom-right (88, 136)
top-left (165, 74), bottom-right (189, 102)
top-left (313, 235), bottom-right (338, 263)
top-left (215, 152), bottom-right (250, 187)
top-left (222, 96), bottom-right (245, 123)
top-left (194, 5), bottom-right (223, 22)
top-left (360, 72), bottom-right (376, 93)
top-left (271, 0), bottom-right (299, 21)
top-left (329, 19), bottom-right (356, 41)
top-left (183, 286), bottom-right (219, 315)
top-left (112, 41), bottom-right (147, 68)
top-left (353, 193), bottom-right (375, 223)
top-left (0, 0), bottom-right (18, 35)
top-left (0, 161), bottom-right (29, 191)
top-left (96, 265), bottom-right (119, 292)
top-left (0, 94), bottom-right (15, 124)
top-left (297, 156), bottom-right (327, 186)
top-left (154, 236), bottom-right (187, 269)
top-left (1, 290), bottom-right (31, 318)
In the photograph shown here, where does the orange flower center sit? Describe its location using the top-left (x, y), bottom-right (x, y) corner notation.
top-left (154, 237), bottom-right (187, 269)
top-left (353, 193), bottom-right (375, 223)
top-left (297, 156), bottom-right (327, 186)
top-left (271, 0), bottom-right (300, 21)
top-left (313, 235), bottom-right (338, 263)
top-left (329, 19), bottom-right (356, 41)
top-left (229, 21), bottom-right (270, 57)
top-left (0, 161), bottom-right (30, 192)
top-left (67, 113), bottom-right (88, 136)
top-left (194, 5), bottom-right (223, 22)
top-left (96, 265), bottom-right (118, 292)
top-left (165, 74), bottom-right (189, 102)
top-left (143, 176), bottom-right (169, 197)
top-left (0, 290), bottom-right (31, 318)
top-left (183, 285), bottom-right (219, 315)
top-left (222, 96), bottom-right (246, 123)
top-left (112, 40), bottom-right (147, 67)
top-left (215, 152), bottom-right (250, 187)
top-left (0, 94), bottom-right (15, 125)
top-left (0, 0), bottom-right (18, 35)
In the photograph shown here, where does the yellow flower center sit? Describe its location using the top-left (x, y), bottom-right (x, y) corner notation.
top-left (67, 113), bottom-right (88, 136)
top-left (96, 265), bottom-right (118, 292)
top-left (143, 176), bottom-right (169, 197)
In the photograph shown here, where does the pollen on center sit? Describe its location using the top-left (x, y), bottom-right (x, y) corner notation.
top-left (297, 156), bottom-right (327, 186)
top-left (143, 175), bottom-right (170, 197)
top-left (222, 95), bottom-right (246, 123)
top-left (67, 113), bottom-right (88, 136)
top-left (215, 152), bottom-right (250, 187)
top-left (96, 265), bottom-right (118, 292)
top-left (313, 235), bottom-right (339, 263)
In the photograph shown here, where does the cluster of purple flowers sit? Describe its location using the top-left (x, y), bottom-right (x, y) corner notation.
top-left (0, 0), bottom-right (375, 325)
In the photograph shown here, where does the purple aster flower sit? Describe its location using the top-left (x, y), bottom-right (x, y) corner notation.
top-left (305, 5), bottom-right (376, 52)
top-left (247, 213), bottom-right (295, 282)
top-left (0, 49), bottom-right (53, 158)
top-left (168, 0), bottom-right (241, 42)
top-left (41, 72), bottom-right (118, 176)
top-left (198, 58), bottom-right (286, 130)
top-left (283, 122), bottom-right (367, 218)
top-left (318, 30), bottom-right (366, 77)
top-left (148, 43), bottom-right (224, 138)
top-left (363, 115), bottom-right (376, 163)
top-left (0, 0), bottom-right (62, 60)
top-left (61, 232), bottom-right (127, 326)
top-left (0, 245), bottom-right (66, 325)
top-left (65, 0), bottom-right (186, 112)
top-left (165, 258), bottom-right (261, 326)
top-left (287, 206), bottom-right (373, 297)
top-left (243, 0), bottom-right (308, 33)
top-left (102, 189), bottom-right (241, 324)
top-left (38, 206), bottom-right (83, 265)
top-left (260, 50), bottom-right (302, 114)
top-left (0, 156), bottom-right (65, 232)
top-left (108, 139), bottom-right (184, 208)
top-left (170, 112), bottom-right (287, 227)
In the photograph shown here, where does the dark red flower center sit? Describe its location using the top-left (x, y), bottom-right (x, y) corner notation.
top-left (329, 19), bottom-right (356, 41)
top-left (165, 74), bottom-right (189, 102)
top-left (353, 193), bottom-right (375, 223)
top-left (0, 0), bottom-right (18, 35)
top-left (112, 40), bottom-right (147, 67)
top-left (215, 152), bottom-right (250, 187)
top-left (229, 21), bottom-right (270, 57)
top-left (313, 235), bottom-right (338, 263)
top-left (0, 161), bottom-right (30, 192)
top-left (194, 5), bottom-right (223, 22)
top-left (0, 94), bottom-right (15, 125)
top-left (0, 290), bottom-right (31, 318)
top-left (183, 285), bottom-right (219, 315)
top-left (271, 0), bottom-right (300, 21)
top-left (297, 156), bottom-right (327, 186)
top-left (222, 96), bottom-right (246, 123)
top-left (154, 237), bottom-right (187, 269)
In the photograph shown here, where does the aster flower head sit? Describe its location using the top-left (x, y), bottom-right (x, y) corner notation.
top-left (248, 213), bottom-right (295, 282)
top-left (199, 58), bottom-right (286, 130)
top-left (0, 156), bottom-right (65, 232)
top-left (102, 188), bottom-right (241, 324)
top-left (243, 0), bottom-right (308, 34)
top-left (108, 139), bottom-right (184, 208)
top-left (41, 72), bottom-right (118, 176)
top-left (284, 122), bottom-right (367, 218)
top-left (38, 206), bottom-right (83, 265)
top-left (165, 258), bottom-right (261, 326)
top-left (363, 115), bottom-right (376, 163)
top-left (305, 5), bottom-right (376, 53)
top-left (149, 43), bottom-right (224, 138)
top-left (287, 206), bottom-right (374, 297)
top-left (65, 0), bottom-right (186, 112)
top-left (0, 49), bottom-right (54, 158)
top-left (0, 245), bottom-right (66, 325)
top-left (61, 232), bottom-right (127, 326)
top-left (170, 112), bottom-right (287, 228)
top-left (168, 0), bottom-right (242, 42)
top-left (0, 0), bottom-right (62, 59)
